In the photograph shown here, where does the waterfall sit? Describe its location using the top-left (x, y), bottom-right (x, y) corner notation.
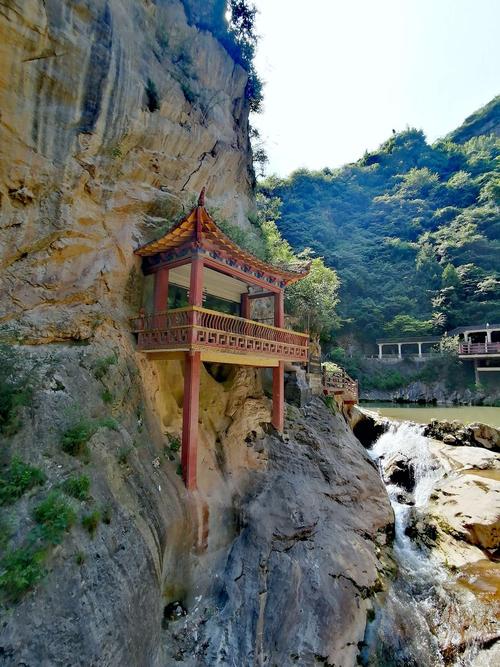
top-left (361, 420), bottom-right (492, 667)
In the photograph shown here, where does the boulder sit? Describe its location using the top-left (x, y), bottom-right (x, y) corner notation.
top-left (284, 367), bottom-right (313, 408)
top-left (469, 422), bottom-right (500, 452)
top-left (425, 419), bottom-right (500, 453)
top-left (383, 454), bottom-right (416, 492)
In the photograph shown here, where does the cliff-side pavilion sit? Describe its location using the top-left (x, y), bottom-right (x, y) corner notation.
top-left (131, 189), bottom-right (309, 490)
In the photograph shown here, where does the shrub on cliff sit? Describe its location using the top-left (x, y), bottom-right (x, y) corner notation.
top-left (0, 458), bottom-right (45, 506)
top-left (0, 546), bottom-right (46, 602)
top-left (0, 345), bottom-right (33, 436)
top-left (61, 419), bottom-right (96, 458)
top-left (61, 475), bottom-right (90, 501)
top-left (33, 492), bottom-right (76, 545)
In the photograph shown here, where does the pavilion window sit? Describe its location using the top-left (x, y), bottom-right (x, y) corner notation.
top-left (168, 285), bottom-right (189, 309)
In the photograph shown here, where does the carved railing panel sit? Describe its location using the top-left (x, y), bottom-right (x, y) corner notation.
top-left (130, 307), bottom-right (309, 361)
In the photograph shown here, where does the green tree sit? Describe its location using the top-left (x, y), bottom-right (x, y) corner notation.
top-left (441, 263), bottom-right (461, 289)
top-left (286, 258), bottom-right (340, 337)
top-left (383, 315), bottom-right (433, 337)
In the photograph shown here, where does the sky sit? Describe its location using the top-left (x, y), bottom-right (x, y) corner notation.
top-left (251, 0), bottom-right (500, 176)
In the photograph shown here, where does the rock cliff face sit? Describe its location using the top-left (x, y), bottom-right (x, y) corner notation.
top-left (0, 2), bottom-right (395, 665)
top-left (163, 399), bottom-right (394, 666)
top-left (0, 343), bottom-right (394, 666)
top-left (0, 0), bottom-right (253, 343)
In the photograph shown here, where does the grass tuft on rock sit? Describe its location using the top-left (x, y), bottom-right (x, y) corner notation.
top-left (33, 491), bottom-right (76, 545)
top-left (61, 474), bottom-right (90, 501)
top-left (101, 388), bottom-right (113, 404)
top-left (61, 418), bottom-right (96, 458)
top-left (0, 457), bottom-right (45, 505)
top-left (82, 510), bottom-right (101, 537)
top-left (75, 551), bottom-right (86, 566)
top-left (98, 416), bottom-right (119, 431)
top-left (92, 354), bottom-right (117, 380)
top-left (0, 546), bottom-right (46, 602)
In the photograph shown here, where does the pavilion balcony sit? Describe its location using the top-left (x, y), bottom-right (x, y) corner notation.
top-left (130, 306), bottom-right (309, 365)
top-left (459, 342), bottom-right (500, 356)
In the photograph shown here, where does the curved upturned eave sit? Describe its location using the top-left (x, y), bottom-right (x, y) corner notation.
top-left (134, 205), bottom-right (309, 286)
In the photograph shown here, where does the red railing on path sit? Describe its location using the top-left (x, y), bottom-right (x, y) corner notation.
top-left (322, 367), bottom-right (359, 404)
top-left (459, 342), bottom-right (500, 355)
top-left (130, 306), bottom-right (309, 363)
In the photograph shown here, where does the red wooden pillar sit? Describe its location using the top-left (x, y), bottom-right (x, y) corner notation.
top-left (272, 289), bottom-right (285, 431)
top-left (274, 290), bottom-right (284, 328)
top-left (182, 351), bottom-right (201, 490)
top-left (241, 292), bottom-right (250, 319)
top-left (272, 362), bottom-right (284, 431)
top-left (153, 268), bottom-right (169, 312)
top-left (189, 252), bottom-right (204, 306)
top-left (181, 252), bottom-right (204, 490)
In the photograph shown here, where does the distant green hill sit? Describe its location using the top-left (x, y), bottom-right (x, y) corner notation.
top-left (260, 97), bottom-right (500, 349)
top-left (448, 95), bottom-right (500, 143)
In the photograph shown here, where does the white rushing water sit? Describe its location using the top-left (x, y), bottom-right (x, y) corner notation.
top-left (362, 420), bottom-right (493, 667)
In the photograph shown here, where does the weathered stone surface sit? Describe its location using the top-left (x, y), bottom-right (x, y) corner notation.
top-left (0, 340), bottom-right (193, 666)
top-left (425, 419), bottom-right (500, 452)
top-left (0, 4), bottom-right (397, 665)
top-left (284, 366), bottom-right (313, 407)
top-left (0, 0), bottom-right (254, 343)
top-left (408, 437), bottom-right (500, 569)
top-left (0, 343), bottom-right (394, 666)
top-left (163, 399), bottom-right (395, 666)
top-left (349, 406), bottom-right (388, 448)
top-left (383, 453), bottom-right (415, 492)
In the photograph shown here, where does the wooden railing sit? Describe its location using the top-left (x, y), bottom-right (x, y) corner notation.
top-left (459, 342), bottom-right (500, 355)
top-left (322, 367), bottom-right (359, 403)
top-left (130, 306), bottom-right (309, 362)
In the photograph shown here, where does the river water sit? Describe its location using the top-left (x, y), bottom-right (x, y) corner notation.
top-left (361, 420), bottom-right (499, 666)
top-left (362, 403), bottom-right (500, 429)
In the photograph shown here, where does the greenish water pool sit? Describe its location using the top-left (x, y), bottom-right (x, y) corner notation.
top-left (361, 403), bottom-right (500, 428)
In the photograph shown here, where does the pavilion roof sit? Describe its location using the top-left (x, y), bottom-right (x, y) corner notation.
top-left (135, 189), bottom-right (308, 286)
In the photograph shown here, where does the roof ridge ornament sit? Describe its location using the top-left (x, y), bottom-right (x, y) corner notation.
top-left (198, 187), bottom-right (206, 207)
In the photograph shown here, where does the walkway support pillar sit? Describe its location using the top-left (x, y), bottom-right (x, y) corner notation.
top-left (272, 363), bottom-right (284, 432)
top-left (180, 251), bottom-right (205, 490)
top-left (418, 342), bottom-right (422, 358)
top-left (182, 351), bottom-right (201, 490)
top-left (474, 359), bottom-right (480, 386)
top-left (378, 344), bottom-right (383, 359)
top-left (398, 343), bottom-right (402, 359)
top-left (272, 290), bottom-right (285, 432)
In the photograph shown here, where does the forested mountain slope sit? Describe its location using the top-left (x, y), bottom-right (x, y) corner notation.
top-left (261, 96), bottom-right (500, 348)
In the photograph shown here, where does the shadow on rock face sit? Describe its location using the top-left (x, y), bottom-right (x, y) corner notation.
top-left (353, 415), bottom-right (387, 448)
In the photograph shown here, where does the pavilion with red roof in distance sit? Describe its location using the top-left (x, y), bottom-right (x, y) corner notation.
top-left (131, 189), bottom-right (309, 490)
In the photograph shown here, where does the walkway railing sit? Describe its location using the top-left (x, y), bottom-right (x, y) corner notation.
top-left (130, 306), bottom-right (309, 362)
top-left (322, 367), bottom-right (359, 403)
top-left (459, 342), bottom-right (500, 355)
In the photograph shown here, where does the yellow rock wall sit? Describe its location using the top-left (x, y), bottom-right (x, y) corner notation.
top-left (0, 0), bottom-right (254, 343)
